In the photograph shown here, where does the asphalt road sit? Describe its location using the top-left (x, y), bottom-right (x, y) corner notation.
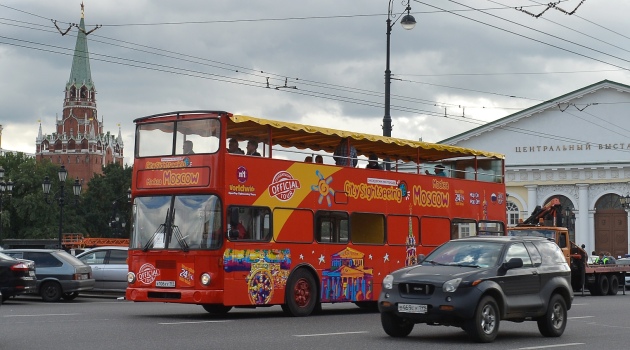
top-left (1, 293), bottom-right (630, 350)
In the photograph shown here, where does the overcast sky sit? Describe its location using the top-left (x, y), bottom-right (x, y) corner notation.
top-left (1, 0), bottom-right (629, 165)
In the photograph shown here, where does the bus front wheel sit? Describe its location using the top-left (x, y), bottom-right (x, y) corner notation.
top-left (283, 269), bottom-right (317, 317)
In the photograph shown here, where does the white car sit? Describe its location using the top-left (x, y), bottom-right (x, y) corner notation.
top-left (76, 246), bottom-right (128, 293)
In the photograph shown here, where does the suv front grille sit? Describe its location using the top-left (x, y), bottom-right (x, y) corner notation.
top-left (399, 283), bottom-right (434, 297)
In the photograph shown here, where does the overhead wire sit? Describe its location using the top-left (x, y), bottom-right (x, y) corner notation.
top-left (2, 3), bottom-right (630, 154)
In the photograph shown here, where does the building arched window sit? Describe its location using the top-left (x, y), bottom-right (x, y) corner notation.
top-left (507, 201), bottom-right (519, 227)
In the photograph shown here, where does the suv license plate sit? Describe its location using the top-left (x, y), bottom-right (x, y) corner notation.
top-left (398, 303), bottom-right (427, 314)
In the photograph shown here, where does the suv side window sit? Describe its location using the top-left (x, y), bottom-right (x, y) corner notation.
top-left (534, 241), bottom-right (567, 265)
top-left (504, 243), bottom-right (533, 267)
top-left (524, 242), bottom-right (542, 267)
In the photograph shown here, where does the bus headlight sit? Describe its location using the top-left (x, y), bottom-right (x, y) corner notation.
top-left (127, 272), bottom-right (136, 284)
top-left (200, 273), bottom-right (211, 286)
top-left (383, 275), bottom-right (394, 290)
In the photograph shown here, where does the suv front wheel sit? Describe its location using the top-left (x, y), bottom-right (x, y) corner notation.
top-left (465, 296), bottom-right (500, 343)
top-left (537, 294), bottom-right (567, 337)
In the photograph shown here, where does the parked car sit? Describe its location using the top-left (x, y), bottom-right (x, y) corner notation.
top-left (616, 258), bottom-right (630, 289)
top-left (76, 246), bottom-right (128, 293)
top-left (2, 249), bottom-right (95, 302)
top-left (378, 236), bottom-right (574, 343)
top-left (0, 252), bottom-right (37, 302)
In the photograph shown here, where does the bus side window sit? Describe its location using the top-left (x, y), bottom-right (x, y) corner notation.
top-left (228, 206), bottom-right (271, 242)
top-left (315, 211), bottom-right (348, 243)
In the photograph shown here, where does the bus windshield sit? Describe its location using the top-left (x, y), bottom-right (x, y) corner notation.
top-left (136, 118), bottom-right (221, 157)
top-left (132, 195), bottom-right (222, 250)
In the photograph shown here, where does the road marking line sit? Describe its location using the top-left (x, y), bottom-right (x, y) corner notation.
top-left (159, 320), bottom-right (231, 325)
top-left (516, 343), bottom-right (586, 350)
top-left (3, 313), bottom-right (80, 317)
top-left (568, 316), bottom-right (594, 319)
top-left (514, 344), bottom-right (585, 350)
top-left (294, 331), bottom-right (368, 337)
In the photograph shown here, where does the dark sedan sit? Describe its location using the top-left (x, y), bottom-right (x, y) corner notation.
top-left (378, 236), bottom-right (573, 343)
top-left (0, 252), bottom-right (37, 302)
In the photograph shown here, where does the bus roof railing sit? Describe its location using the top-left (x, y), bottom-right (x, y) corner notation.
top-left (228, 114), bottom-right (504, 163)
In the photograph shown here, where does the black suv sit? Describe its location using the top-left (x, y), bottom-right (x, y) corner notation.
top-left (378, 236), bottom-right (573, 343)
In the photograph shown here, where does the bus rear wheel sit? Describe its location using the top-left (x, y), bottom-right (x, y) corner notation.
top-left (283, 269), bottom-right (317, 317)
top-left (202, 304), bottom-right (232, 315)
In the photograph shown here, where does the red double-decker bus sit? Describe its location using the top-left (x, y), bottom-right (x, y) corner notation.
top-left (126, 111), bottom-right (506, 316)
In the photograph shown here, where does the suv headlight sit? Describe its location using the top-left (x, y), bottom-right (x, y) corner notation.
top-left (443, 278), bottom-right (462, 293)
top-left (383, 275), bottom-right (394, 290)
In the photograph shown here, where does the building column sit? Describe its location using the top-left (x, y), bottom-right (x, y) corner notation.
top-left (626, 209), bottom-right (630, 256)
top-left (525, 185), bottom-right (538, 214)
top-left (588, 209), bottom-right (596, 254)
top-left (576, 184), bottom-right (590, 251)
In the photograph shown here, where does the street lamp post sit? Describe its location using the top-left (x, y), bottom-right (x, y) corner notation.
top-left (0, 167), bottom-right (14, 247)
top-left (109, 188), bottom-right (132, 238)
top-left (383, 0), bottom-right (416, 138)
top-left (42, 165), bottom-right (82, 249)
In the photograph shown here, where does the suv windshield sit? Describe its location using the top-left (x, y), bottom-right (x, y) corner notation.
top-left (132, 195), bottom-right (222, 250)
top-left (424, 241), bottom-right (504, 268)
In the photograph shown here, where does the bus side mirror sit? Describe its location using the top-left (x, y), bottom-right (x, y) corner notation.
top-left (417, 254), bottom-right (426, 264)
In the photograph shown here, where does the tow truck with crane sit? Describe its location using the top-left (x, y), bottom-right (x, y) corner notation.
top-left (507, 198), bottom-right (629, 296)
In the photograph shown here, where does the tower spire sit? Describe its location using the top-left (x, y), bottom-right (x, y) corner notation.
top-left (67, 3), bottom-right (94, 92)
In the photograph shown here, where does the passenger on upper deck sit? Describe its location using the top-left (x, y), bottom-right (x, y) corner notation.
top-left (228, 138), bottom-right (245, 154)
top-left (425, 164), bottom-right (447, 177)
top-left (315, 155), bottom-right (324, 164)
top-left (366, 153), bottom-right (382, 170)
top-left (247, 140), bottom-right (261, 156)
top-left (333, 138), bottom-right (357, 167)
top-left (304, 156), bottom-right (312, 163)
top-left (183, 140), bottom-right (194, 155)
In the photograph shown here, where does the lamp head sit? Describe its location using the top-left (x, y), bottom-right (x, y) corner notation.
top-left (73, 177), bottom-right (82, 197)
top-left (58, 165), bottom-right (68, 182)
top-left (400, 14), bottom-right (416, 30)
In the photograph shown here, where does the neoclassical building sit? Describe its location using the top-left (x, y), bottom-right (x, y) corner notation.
top-left (35, 5), bottom-right (123, 182)
top-left (442, 80), bottom-right (630, 258)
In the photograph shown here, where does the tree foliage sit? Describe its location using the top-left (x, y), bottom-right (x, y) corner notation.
top-left (0, 153), bottom-right (131, 241)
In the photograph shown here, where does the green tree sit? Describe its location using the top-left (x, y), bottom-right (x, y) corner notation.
top-left (81, 163), bottom-right (132, 238)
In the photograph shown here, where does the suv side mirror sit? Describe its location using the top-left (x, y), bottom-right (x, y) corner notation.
top-left (501, 257), bottom-right (523, 271)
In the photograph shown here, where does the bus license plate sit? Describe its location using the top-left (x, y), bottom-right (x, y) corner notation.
top-left (156, 281), bottom-right (175, 288)
top-left (398, 303), bottom-right (427, 314)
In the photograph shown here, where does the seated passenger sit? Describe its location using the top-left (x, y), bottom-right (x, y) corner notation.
top-left (246, 140), bottom-right (261, 156)
top-left (315, 155), bottom-right (324, 164)
top-left (183, 140), bottom-right (194, 154)
top-left (425, 164), bottom-right (447, 177)
top-left (228, 138), bottom-right (245, 154)
top-left (366, 153), bottom-right (382, 170)
top-left (304, 156), bottom-right (312, 163)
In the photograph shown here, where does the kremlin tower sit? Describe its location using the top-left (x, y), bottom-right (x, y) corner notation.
top-left (35, 4), bottom-right (123, 182)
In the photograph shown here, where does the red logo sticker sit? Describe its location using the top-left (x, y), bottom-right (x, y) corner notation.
top-left (138, 263), bottom-right (160, 285)
top-left (268, 171), bottom-right (301, 201)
